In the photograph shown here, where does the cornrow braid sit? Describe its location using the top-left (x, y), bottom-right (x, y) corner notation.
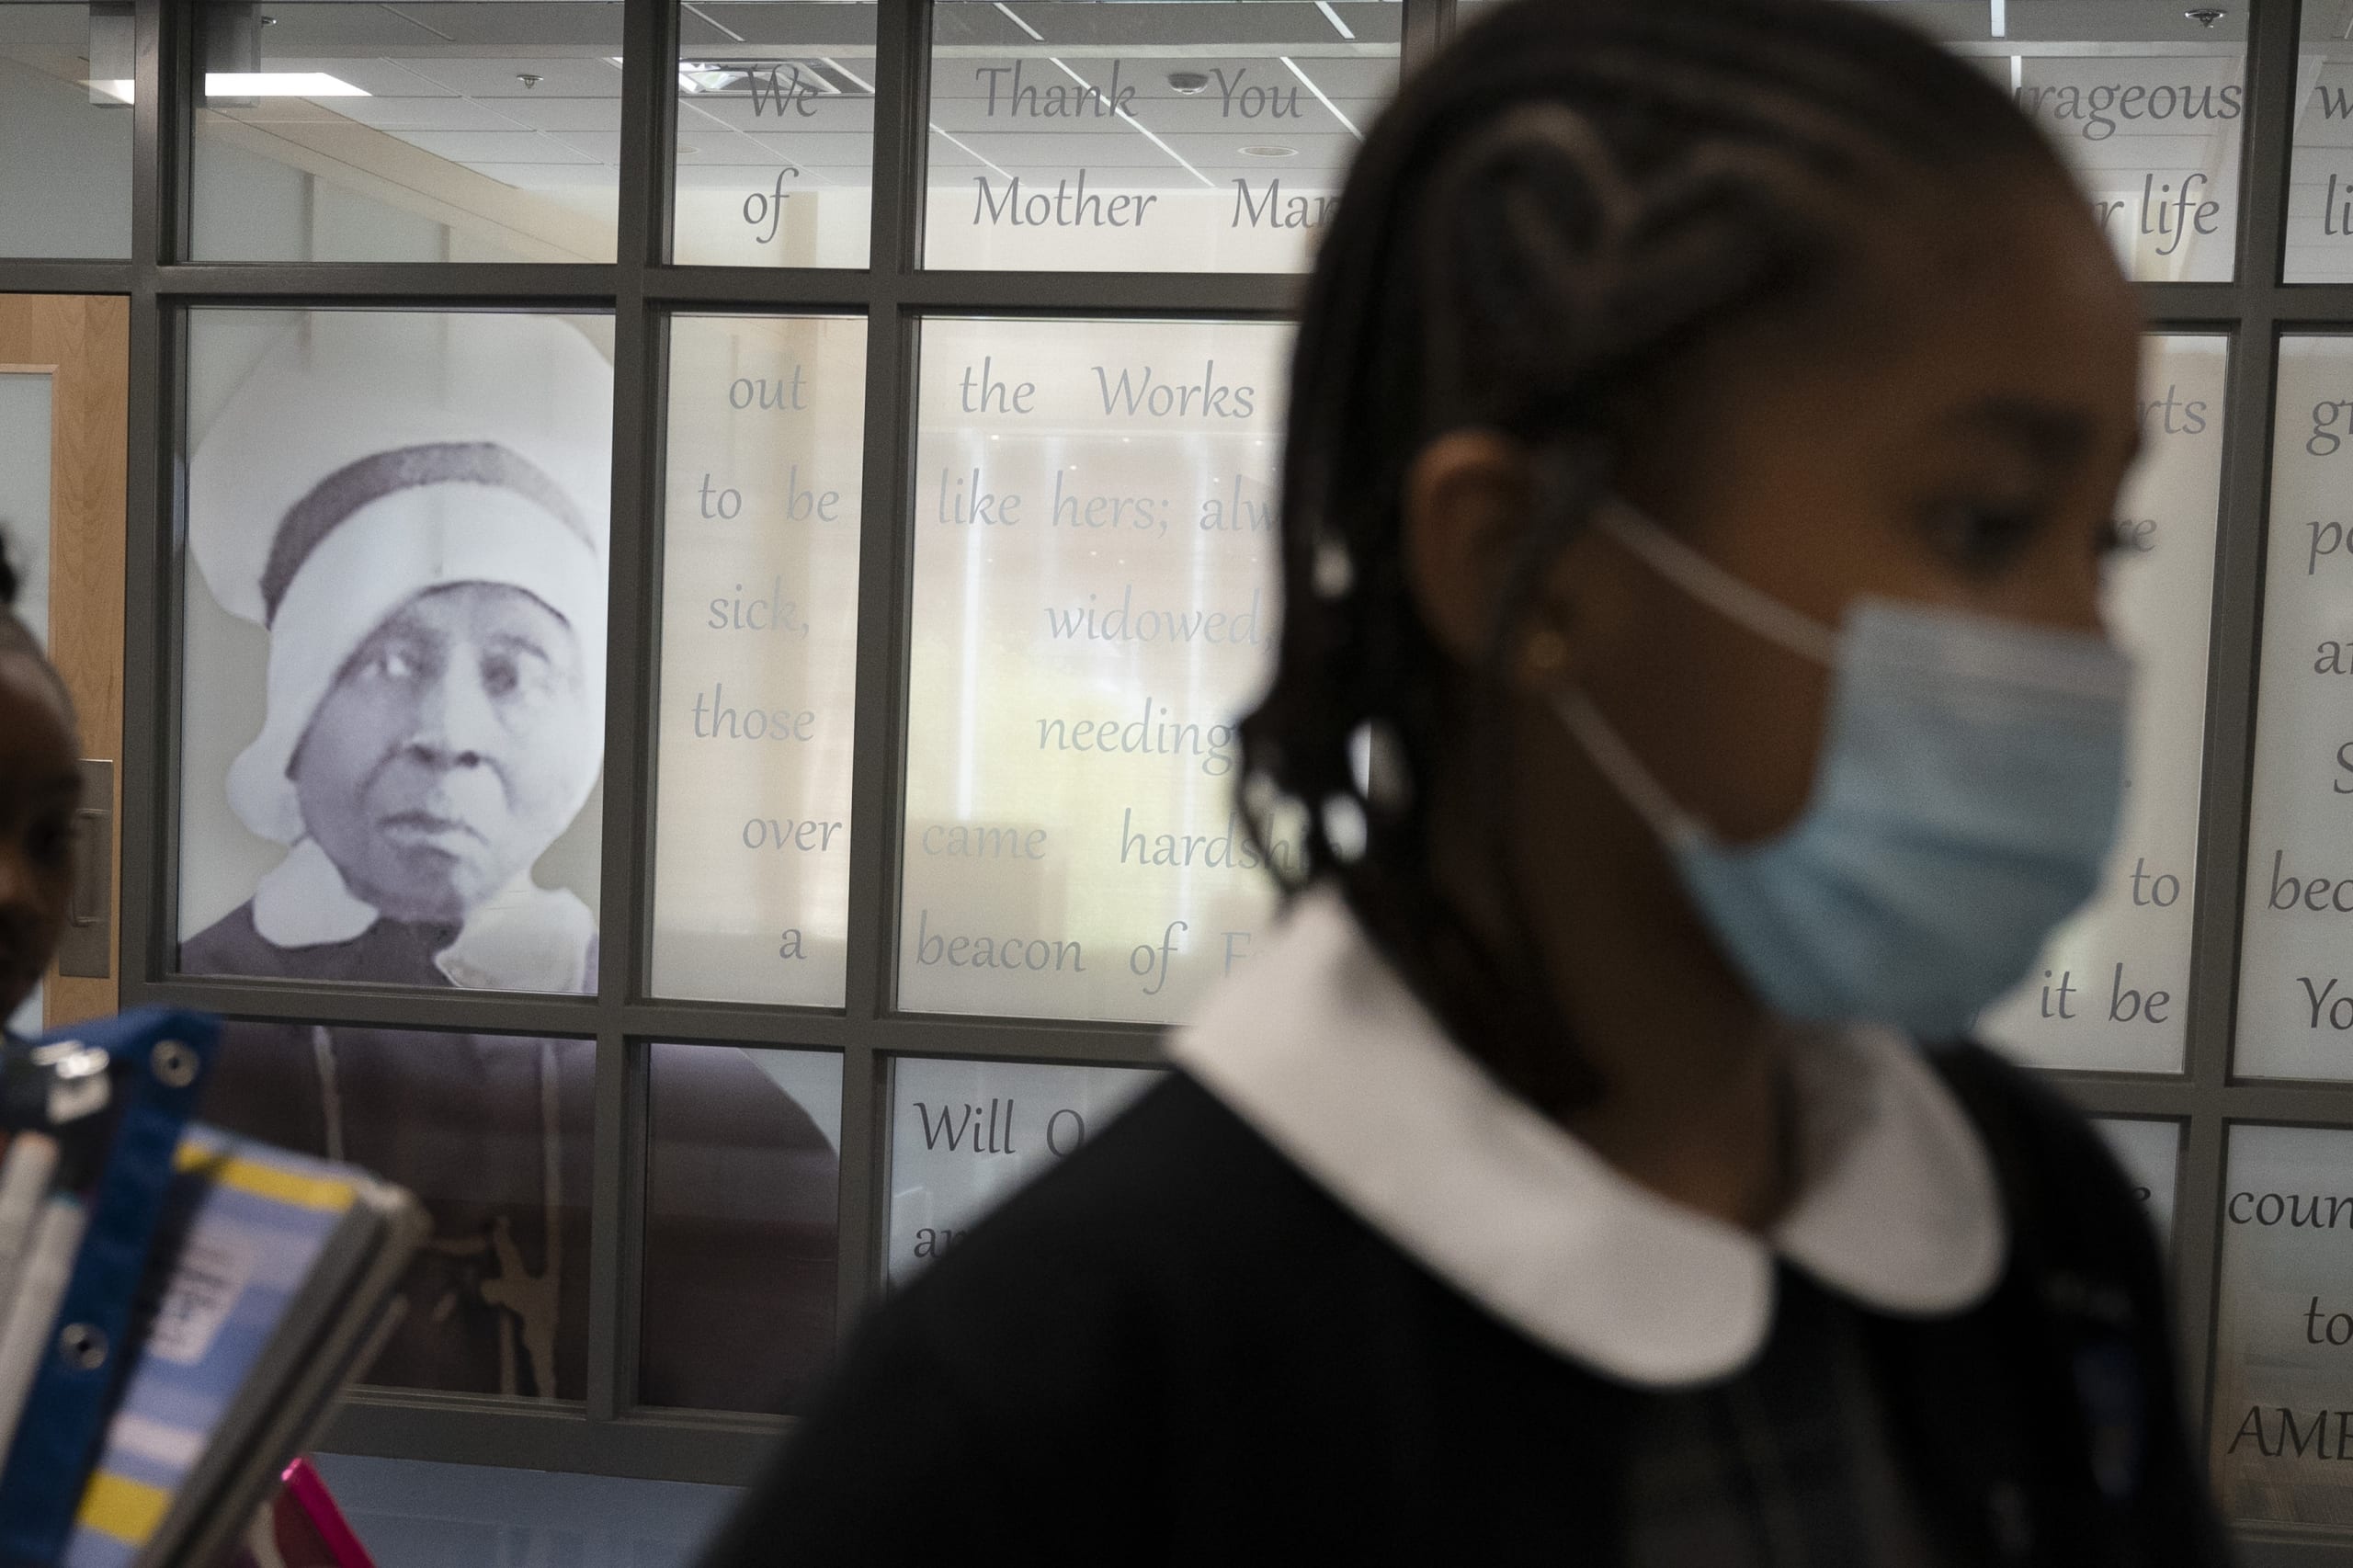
top-left (1238, 0), bottom-right (2073, 1112)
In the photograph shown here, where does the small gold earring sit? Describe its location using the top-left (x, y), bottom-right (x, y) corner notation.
top-left (1523, 628), bottom-right (1568, 674)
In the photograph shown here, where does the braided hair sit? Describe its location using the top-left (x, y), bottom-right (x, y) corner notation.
top-left (1238, 0), bottom-right (2075, 1110)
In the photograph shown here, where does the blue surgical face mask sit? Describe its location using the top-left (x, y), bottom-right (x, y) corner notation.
top-left (1554, 500), bottom-right (2133, 1040)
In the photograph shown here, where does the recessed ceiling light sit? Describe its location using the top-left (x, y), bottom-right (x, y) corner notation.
top-left (210, 72), bottom-right (368, 97)
top-left (88, 72), bottom-right (371, 103)
top-left (1241, 145), bottom-right (1298, 158)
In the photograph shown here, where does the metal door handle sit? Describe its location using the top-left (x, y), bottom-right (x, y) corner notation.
top-left (57, 759), bottom-right (112, 979)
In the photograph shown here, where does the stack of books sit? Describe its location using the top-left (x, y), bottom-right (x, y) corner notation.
top-left (0, 1010), bottom-right (424, 1568)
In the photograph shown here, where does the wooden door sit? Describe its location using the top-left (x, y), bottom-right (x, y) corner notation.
top-left (0, 295), bottom-right (129, 1027)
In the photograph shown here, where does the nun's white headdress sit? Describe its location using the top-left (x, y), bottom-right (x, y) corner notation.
top-left (188, 312), bottom-right (612, 848)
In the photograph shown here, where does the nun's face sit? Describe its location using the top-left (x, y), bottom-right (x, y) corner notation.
top-left (291, 582), bottom-right (597, 924)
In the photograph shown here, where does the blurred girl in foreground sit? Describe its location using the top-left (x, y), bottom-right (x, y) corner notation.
top-left (710, 0), bottom-right (2222, 1559)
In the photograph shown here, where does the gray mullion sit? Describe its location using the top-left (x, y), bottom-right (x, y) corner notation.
top-left (2143, 282), bottom-right (2256, 323)
top-left (324, 1394), bottom-right (784, 1487)
top-left (145, 264), bottom-right (621, 301)
top-left (2047, 1074), bottom-right (2203, 1119)
top-left (2201, 1082), bottom-right (2353, 1122)
top-left (2177, 308), bottom-right (2276, 1437)
top-left (0, 264), bottom-right (134, 294)
top-left (890, 271), bottom-right (1299, 313)
top-left (2258, 291), bottom-right (2353, 318)
top-left (586, 1030), bottom-right (630, 1420)
top-left (589, 1004), bottom-right (1164, 1064)
top-left (1404, 0), bottom-right (1448, 65)
top-left (829, 0), bottom-right (928, 1339)
top-left (116, 0), bottom-right (169, 1013)
top-left (2051, 1076), bottom-right (2353, 1129)
top-left (847, 0), bottom-right (924, 1028)
top-left (2168, 0), bottom-right (2300, 1469)
top-left (131, 974), bottom-right (1163, 1062)
top-left (643, 268), bottom-right (1300, 314)
top-left (612, 1036), bottom-right (653, 1415)
top-left (590, 0), bottom-right (676, 1423)
top-left (834, 1042), bottom-right (884, 1342)
top-left (643, 267), bottom-right (879, 310)
top-left (131, 977), bottom-right (602, 1034)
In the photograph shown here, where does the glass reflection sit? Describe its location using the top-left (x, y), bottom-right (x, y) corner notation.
top-left (0, 5), bottom-right (131, 258)
top-left (641, 1043), bottom-right (842, 1414)
top-left (192, 3), bottom-right (623, 263)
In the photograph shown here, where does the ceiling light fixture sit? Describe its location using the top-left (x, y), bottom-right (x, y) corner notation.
top-left (86, 72), bottom-right (370, 104)
top-left (1242, 144), bottom-right (1298, 157)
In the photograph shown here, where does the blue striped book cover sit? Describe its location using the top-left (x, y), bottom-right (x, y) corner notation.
top-left (61, 1131), bottom-right (359, 1568)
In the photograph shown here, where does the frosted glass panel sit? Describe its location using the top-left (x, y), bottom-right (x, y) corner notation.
top-left (924, 0), bottom-right (1398, 272)
top-left (1980, 335), bottom-right (2224, 1073)
top-left (177, 309), bottom-right (613, 995)
top-left (2284, 0), bottom-right (2353, 281)
top-left (886, 1056), bottom-right (1158, 1287)
top-left (672, 1), bottom-right (875, 267)
top-left (2237, 337), bottom-right (2353, 1079)
top-left (2212, 1124), bottom-right (2353, 1523)
top-left (651, 315), bottom-right (865, 1006)
top-left (2093, 1116), bottom-right (2179, 1247)
top-left (899, 317), bottom-right (1292, 1022)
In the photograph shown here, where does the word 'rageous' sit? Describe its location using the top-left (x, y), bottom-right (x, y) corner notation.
top-left (2012, 79), bottom-right (2242, 141)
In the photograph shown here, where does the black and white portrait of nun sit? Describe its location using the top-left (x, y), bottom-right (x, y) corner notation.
top-left (179, 311), bottom-right (610, 992)
top-left (173, 312), bottom-right (843, 1408)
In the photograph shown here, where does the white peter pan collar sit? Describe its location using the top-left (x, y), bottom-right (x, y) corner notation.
top-left (1168, 885), bottom-right (2006, 1388)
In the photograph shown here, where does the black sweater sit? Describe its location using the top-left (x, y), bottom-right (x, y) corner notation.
top-left (704, 1045), bottom-right (2227, 1565)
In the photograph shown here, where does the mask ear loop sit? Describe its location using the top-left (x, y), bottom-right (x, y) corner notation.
top-left (1552, 689), bottom-right (1711, 850)
top-left (1592, 498), bottom-right (1840, 666)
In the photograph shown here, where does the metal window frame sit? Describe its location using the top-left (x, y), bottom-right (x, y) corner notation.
top-left (0, 0), bottom-right (2346, 1547)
